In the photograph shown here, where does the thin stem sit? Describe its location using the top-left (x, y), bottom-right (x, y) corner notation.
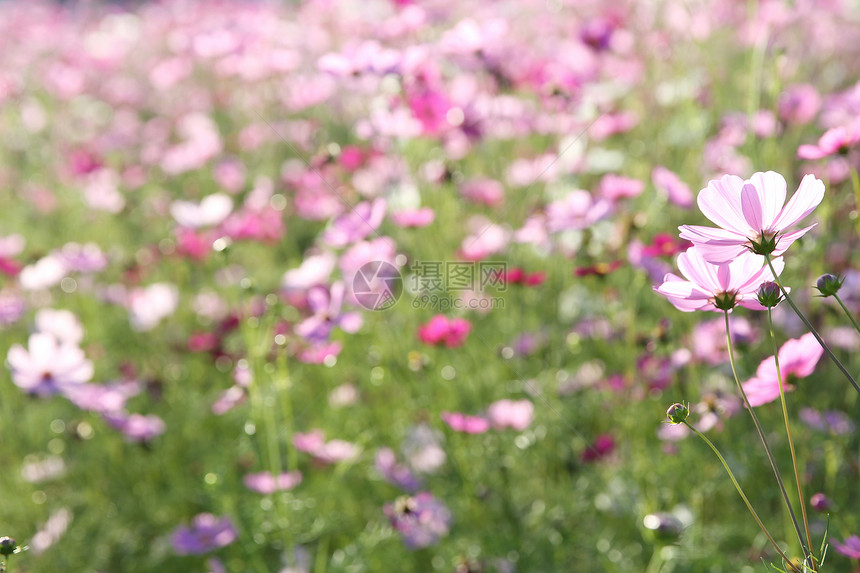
top-left (833, 293), bottom-right (860, 336)
top-left (767, 309), bottom-right (814, 566)
top-left (723, 311), bottom-right (811, 566)
top-left (764, 254), bottom-right (860, 395)
top-left (683, 421), bottom-right (799, 573)
top-left (850, 166), bottom-right (860, 238)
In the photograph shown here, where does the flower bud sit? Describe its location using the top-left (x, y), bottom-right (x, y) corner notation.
top-left (643, 512), bottom-right (684, 544)
top-left (756, 281), bottom-right (783, 307)
top-left (666, 402), bottom-right (689, 424)
top-left (0, 537), bottom-right (16, 556)
top-left (810, 492), bottom-right (830, 512)
top-left (815, 273), bottom-right (843, 297)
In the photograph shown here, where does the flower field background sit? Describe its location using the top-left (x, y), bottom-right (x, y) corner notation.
top-left (1, 0), bottom-right (859, 571)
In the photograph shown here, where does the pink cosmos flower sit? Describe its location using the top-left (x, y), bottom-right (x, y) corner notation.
top-left (742, 333), bottom-right (823, 407)
top-left (7, 333), bottom-right (93, 396)
top-left (679, 171), bottom-right (824, 263)
top-left (797, 123), bottom-right (860, 160)
top-left (103, 412), bottom-right (166, 442)
top-left (487, 399), bottom-right (534, 431)
top-left (598, 174), bottom-right (644, 202)
top-left (390, 207), bottom-right (435, 228)
top-left (418, 316), bottom-right (471, 347)
top-left (172, 514), bottom-right (238, 555)
top-left (292, 430), bottom-right (359, 464)
top-left (440, 411), bottom-right (490, 434)
top-left (831, 535), bottom-right (860, 559)
top-left (170, 193), bottom-right (233, 229)
top-left (243, 471), bottom-right (302, 494)
top-left (652, 166), bottom-right (693, 208)
top-left (323, 199), bottom-right (386, 248)
top-left (655, 247), bottom-right (784, 312)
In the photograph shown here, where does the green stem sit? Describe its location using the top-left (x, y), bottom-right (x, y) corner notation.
top-left (683, 421), bottom-right (799, 572)
top-left (723, 312), bottom-right (810, 566)
top-left (767, 309), bottom-right (815, 570)
top-left (850, 166), bottom-right (860, 238)
top-left (764, 255), bottom-right (860, 395)
top-left (833, 293), bottom-right (860, 336)
top-left (276, 348), bottom-right (298, 472)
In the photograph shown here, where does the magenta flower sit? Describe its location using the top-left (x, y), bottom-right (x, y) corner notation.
top-left (6, 333), bottom-right (93, 396)
top-left (831, 535), bottom-right (860, 559)
top-left (418, 315), bottom-right (471, 347)
top-left (679, 171), bottom-right (824, 263)
top-left (655, 247), bottom-right (784, 312)
top-left (742, 333), bottom-right (823, 407)
top-left (172, 514), bottom-right (238, 555)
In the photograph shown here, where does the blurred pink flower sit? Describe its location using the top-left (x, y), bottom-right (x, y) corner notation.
top-left (742, 333), bottom-right (823, 407)
top-left (652, 166), bottom-right (693, 208)
top-left (418, 315), bottom-right (471, 347)
top-left (323, 199), bottom-right (386, 247)
top-left (598, 174), bottom-right (644, 201)
top-left (295, 282), bottom-right (363, 342)
top-left (390, 207), bottom-right (435, 228)
top-left (243, 471), bottom-right (302, 494)
top-left (798, 123), bottom-right (860, 160)
top-left (460, 178), bottom-right (505, 207)
top-left (293, 429), bottom-right (358, 464)
top-left (679, 172), bottom-right (824, 263)
top-left (582, 434), bottom-right (615, 462)
top-left (170, 193), bottom-right (233, 229)
top-left (831, 535), bottom-right (860, 559)
top-left (7, 333), bottom-right (93, 396)
top-left (777, 84), bottom-right (821, 125)
top-left (655, 247), bottom-right (783, 312)
top-left (545, 190), bottom-right (612, 232)
top-left (440, 411), bottom-right (490, 434)
top-left (127, 283), bottom-right (179, 331)
top-left (487, 399), bottom-right (534, 431)
top-left (103, 412), bottom-right (166, 442)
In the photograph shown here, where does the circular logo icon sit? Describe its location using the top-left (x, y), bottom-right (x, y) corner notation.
top-left (352, 261), bottom-right (402, 311)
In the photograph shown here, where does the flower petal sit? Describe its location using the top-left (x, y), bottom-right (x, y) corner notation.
top-left (678, 225), bottom-right (747, 264)
top-left (748, 171), bottom-right (787, 229)
top-left (771, 174), bottom-right (825, 231)
top-left (740, 182), bottom-right (764, 232)
top-left (697, 174), bottom-right (749, 234)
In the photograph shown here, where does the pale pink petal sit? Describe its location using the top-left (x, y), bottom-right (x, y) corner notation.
top-left (779, 333), bottom-right (823, 378)
top-left (748, 171), bottom-right (787, 229)
top-left (797, 145), bottom-right (827, 160)
top-left (772, 224), bottom-right (816, 256)
top-left (676, 248), bottom-right (720, 292)
top-left (740, 183), bottom-right (764, 233)
top-left (734, 255), bottom-right (782, 293)
top-left (678, 225), bottom-right (747, 263)
top-left (654, 280), bottom-right (713, 312)
top-left (770, 174), bottom-right (825, 231)
top-left (697, 175), bottom-right (749, 234)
